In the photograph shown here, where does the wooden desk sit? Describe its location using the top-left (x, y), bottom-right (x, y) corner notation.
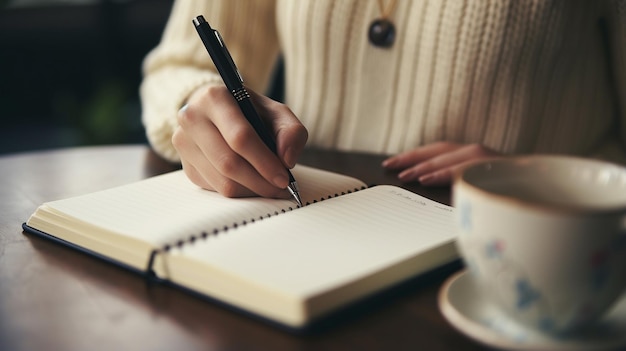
top-left (0, 145), bottom-right (481, 351)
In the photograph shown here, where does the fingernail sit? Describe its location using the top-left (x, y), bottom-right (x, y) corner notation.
top-left (382, 157), bottom-right (396, 168)
top-left (419, 173), bottom-right (435, 185)
top-left (398, 170), bottom-right (412, 182)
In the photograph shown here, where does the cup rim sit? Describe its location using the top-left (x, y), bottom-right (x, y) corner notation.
top-left (454, 155), bottom-right (626, 215)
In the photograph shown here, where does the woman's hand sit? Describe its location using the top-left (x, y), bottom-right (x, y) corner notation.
top-left (382, 142), bottom-right (501, 186)
top-left (172, 84), bottom-right (308, 198)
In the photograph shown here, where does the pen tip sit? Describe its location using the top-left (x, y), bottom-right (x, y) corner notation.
top-left (287, 182), bottom-right (303, 207)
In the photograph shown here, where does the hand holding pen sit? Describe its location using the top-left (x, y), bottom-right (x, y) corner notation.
top-left (171, 16), bottom-right (307, 203)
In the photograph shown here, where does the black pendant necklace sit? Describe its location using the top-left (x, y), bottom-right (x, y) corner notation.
top-left (368, 0), bottom-right (398, 48)
top-left (368, 19), bottom-right (396, 48)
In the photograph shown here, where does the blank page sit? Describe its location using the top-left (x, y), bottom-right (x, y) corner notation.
top-left (175, 185), bottom-right (455, 297)
top-left (33, 165), bottom-right (367, 247)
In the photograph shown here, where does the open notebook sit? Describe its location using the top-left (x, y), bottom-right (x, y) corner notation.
top-left (23, 165), bottom-right (457, 329)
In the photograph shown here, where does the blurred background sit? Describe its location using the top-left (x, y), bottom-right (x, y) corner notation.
top-left (0, 0), bottom-right (174, 155)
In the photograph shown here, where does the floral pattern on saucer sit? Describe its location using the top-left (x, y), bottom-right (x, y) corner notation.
top-left (438, 270), bottom-right (626, 351)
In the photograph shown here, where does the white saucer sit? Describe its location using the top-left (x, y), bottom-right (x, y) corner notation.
top-left (438, 270), bottom-right (626, 351)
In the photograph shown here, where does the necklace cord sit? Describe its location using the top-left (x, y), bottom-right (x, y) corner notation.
top-left (377, 0), bottom-right (398, 19)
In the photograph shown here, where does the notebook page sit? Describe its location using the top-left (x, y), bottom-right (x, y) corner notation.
top-left (290, 165), bottom-right (367, 204)
top-left (172, 185), bottom-right (455, 297)
top-left (39, 165), bottom-right (366, 247)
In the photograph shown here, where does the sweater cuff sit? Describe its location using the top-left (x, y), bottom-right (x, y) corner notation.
top-left (140, 66), bottom-right (223, 162)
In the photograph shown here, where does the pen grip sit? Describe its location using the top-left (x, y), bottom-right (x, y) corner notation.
top-left (237, 93), bottom-right (278, 154)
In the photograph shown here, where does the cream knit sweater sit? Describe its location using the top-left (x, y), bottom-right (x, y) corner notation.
top-left (141, 0), bottom-right (626, 164)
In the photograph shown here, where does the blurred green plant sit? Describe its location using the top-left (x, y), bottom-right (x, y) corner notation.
top-left (53, 78), bottom-right (143, 146)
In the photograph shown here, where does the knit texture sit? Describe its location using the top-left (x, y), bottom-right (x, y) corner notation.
top-left (141, 0), bottom-right (626, 163)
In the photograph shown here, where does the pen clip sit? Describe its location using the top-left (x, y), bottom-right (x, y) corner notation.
top-left (214, 30), bottom-right (244, 84)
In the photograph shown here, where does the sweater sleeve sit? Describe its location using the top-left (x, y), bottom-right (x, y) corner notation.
top-left (140, 0), bottom-right (279, 162)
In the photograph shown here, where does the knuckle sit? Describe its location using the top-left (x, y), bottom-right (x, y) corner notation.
top-left (227, 126), bottom-right (256, 152)
top-left (177, 105), bottom-right (196, 127)
top-left (217, 179), bottom-right (241, 198)
top-left (202, 84), bottom-right (229, 102)
top-left (214, 153), bottom-right (243, 176)
top-left (171, 128), bottom-right (185, 149)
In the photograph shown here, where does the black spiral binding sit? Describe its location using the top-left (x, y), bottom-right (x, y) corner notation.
top-left (144, 185), bottom-right (368, 279)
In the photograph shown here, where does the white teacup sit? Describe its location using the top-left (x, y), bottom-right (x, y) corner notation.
top-left (453, 155), bottom-right (626, 334)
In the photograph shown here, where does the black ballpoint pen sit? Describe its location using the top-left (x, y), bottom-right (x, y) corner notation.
top-left (192, 15), bottom-right (303, 207)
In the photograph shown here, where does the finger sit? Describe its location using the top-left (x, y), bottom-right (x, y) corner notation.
top-left (415, 165), bottom-right (458, 186)
top-left (397, 145), bottom-right (477, 182)
top-left (401, 151), bottom-right (459, 179)
top-left (250, 91), bottom-right (308, 168)
top-left (204, 86), bottom-right (290, 188)
top-left (179, 158), bottom-right (215, 191)
top-left (400, 144), bottom-right (499, 185)
top-left (174, 126), bottom-right (220, 191)
top-left (177, 105), bottom-right (287, 198)
top-left (174, 124), bottom-right (246, 194)
top-left (382, 142), bottom-right (459, 169)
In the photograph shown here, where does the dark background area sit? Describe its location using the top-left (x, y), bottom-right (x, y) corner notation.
top-left (0, 0), bottom-right (174, 154)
